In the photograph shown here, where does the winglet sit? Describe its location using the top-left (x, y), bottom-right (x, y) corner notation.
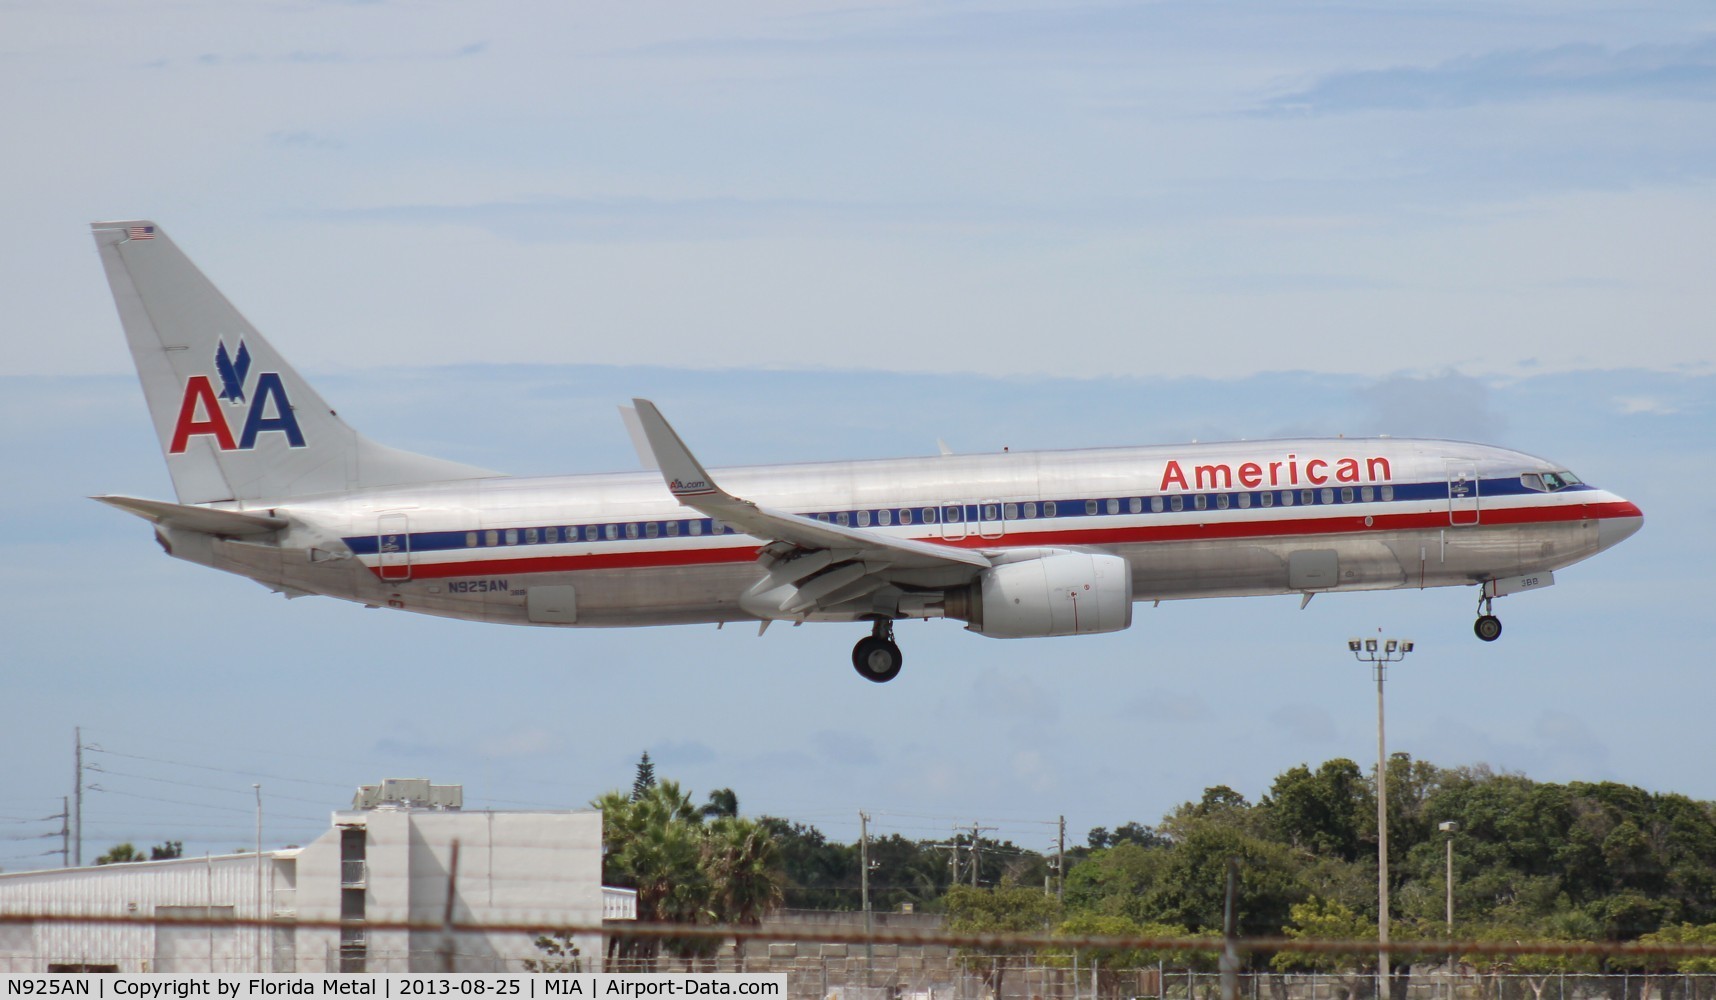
top-left (617, 405), bottom-right (660, 470)
top-left (631, 398), bottom-right (725, 500)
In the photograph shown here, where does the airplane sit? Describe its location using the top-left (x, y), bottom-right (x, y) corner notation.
top-left (91, 220), bottom-right (1644, 682)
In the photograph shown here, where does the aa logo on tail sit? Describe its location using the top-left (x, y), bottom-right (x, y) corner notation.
top-left (168, 338), bottom-right (306, 454)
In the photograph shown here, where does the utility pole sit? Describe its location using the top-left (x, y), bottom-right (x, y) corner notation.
top-left (1057, 816), bottom-right (1066, 904)
top-left (966, 823), bottom-right (997, 888)
top-left (254, 784), bottom-right (263, 973)
top-left (72, 727), bottom-right (83, 867)
top-left (860, 811), bottom-right (873, 976)
top-left (57, 797), bottom-right (69, 867)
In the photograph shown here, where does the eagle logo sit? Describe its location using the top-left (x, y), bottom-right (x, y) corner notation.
top-left (215, 339), bottom-right (252, 403)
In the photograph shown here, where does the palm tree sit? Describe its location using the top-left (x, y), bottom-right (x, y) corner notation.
top-left (703, 816), bottom-right (786, 970)
top-left (702, 788), bottom-right (739, 820)
top-left (593, 780), bottom-right (783, 971)
top-left (594, 782), bottom-right (708, 969)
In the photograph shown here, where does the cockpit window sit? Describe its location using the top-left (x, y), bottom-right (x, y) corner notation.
top-left (1522, 470), bottom-right (1582, 493)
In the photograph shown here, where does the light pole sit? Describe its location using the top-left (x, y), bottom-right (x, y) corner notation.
top-left (1440, 820), bottom-right (1459, 993)
top-left (1348, 635), bottom-right (1414, 1000)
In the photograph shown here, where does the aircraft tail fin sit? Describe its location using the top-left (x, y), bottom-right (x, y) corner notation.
top-left (91, 221), bottom-right (495, 504)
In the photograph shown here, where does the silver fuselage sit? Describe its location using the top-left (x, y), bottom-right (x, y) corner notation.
top-left (165, 436), bottom-right (1642, 631)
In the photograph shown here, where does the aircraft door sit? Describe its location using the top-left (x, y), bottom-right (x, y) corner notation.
top-left (1447, 463), bottom-right (1480, 526)
top-left (978, 499), bottom-right (1006, 540)
top-left (377, 512), bottom-right (411, 581)
top-left (940, 502), bottom-right (969, 541)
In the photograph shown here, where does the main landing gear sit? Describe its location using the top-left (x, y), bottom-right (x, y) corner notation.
top-left (1474, 593), bottom-right (1503, 642)
top-left (852, 618), bottom-right (904, 683)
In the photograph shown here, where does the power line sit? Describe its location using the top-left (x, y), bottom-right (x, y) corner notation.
top-left (84, 746), bottom-right (353, 791)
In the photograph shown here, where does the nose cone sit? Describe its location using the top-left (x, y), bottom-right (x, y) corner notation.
top-left (1598, 500), bottom-right (1644, 551)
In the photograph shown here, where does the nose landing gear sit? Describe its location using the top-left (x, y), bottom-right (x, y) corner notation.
top-left (1474, 594), bottom-right (1502, 642)
top-left (852, 618), bottom-right (903, 683)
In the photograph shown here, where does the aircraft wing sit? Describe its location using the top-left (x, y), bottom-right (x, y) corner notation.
top-left (631, 399), bottom-right (988, 586)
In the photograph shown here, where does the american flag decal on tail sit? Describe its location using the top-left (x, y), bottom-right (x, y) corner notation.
top-left (126, 226), bottom-right (155, 240)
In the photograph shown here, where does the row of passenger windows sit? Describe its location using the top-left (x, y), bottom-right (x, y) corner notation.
top-left (465, 519), bottom-right (741, 547)
top-left (455, 484), bottom-right (1400, 548)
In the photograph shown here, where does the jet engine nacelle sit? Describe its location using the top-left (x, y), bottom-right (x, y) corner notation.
top-left (961, 550), bottom-right (1133, 638)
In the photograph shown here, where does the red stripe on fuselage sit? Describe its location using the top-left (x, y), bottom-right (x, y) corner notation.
top-left (366, 499), bottom-right (1642, 581)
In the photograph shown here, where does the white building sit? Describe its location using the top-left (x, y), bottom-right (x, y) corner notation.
top-left (0, 781), bottom-right (635, 973)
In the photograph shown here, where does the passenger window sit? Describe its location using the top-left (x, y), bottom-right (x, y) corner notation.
top-left (465, 531), bottom-right (478, 548)
top-left (505, 529), bottom-right (518, 545)
top-left (1004, 503), bottom-right (1018, 520)
top-left (1150, 497), bottom-right (1164, 513)
top-left (1215, 494), bottom-right (1230, 510)
top-left (857, 510), bottom-right (871, 527)
top-left (525, 527), bottom-right (539, 544)
top-left (816, 513), bottom-right (830, 522)
top-left (1044, 501), bottom-right (1057, 517)
top-left (666, 521), bottom-right (680, 537)
top-left (604, 524), bottom-right (618, 540)
top-left (1341, 487), bottom-right (1353, 503)
top-left (1170, 496), bottom-right (1184, 512)
top-left (689, 521), bottom-right (702, 536)
top-left (1279, 491), bottom-right (1293, 507)
top-left (1381, 485), bottom-right (1394, 501)
top-left (1129, 498), bottom-right (1142, 514)
top-left (879, 509), bottom-right (892, 526)
top-left (1194, 495), bottom-right (1207, 511)
top-left (1301, 490), bottom-right (1315, 505)
top-left (645, 522), bottom-right (659, 538)
top-left (1238, 493), bottom-right (1251, 509)
top-left (1320, 488), bottom-right (1334, 505)
top-left (836, 512), bottom-right (850, 527)
top-left (923, 507), bottom-right (937, 524)
top-left (1361, 486), bottom-right (1375, 502)
top-left (983, 504), bottom-right (999, 520)
top-left (1023, 502), bottom-right (1037, 519)
top-left (625, 523), bottom-right (639, 539)
top-left (900, 508), bottom-right (913, 525)
top-left (1085, 500), bottom-right (1098, 516)
top-left (486, 529), bottom-right (499, 546)
top-left (712, 520), bottom-right (726, 534)
top-left (944, 506), bottom-right (961, 523)
top-left (1261, 492), bottom-right (1273, 508)
top-left (1106, 499), bottom-right (1120, 515)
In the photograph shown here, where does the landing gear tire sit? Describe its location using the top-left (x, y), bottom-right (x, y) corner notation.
top-left (1474, 615), bottom-right (1503, 642)
top-left (852, 618), bottom-right (904, 683)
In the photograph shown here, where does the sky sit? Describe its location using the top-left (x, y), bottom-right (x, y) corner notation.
top-left (2, 1), bottom-right (1713, 874)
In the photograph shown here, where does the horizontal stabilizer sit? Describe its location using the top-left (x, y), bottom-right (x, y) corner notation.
top-left (93, 495), bottom-right (287, 536)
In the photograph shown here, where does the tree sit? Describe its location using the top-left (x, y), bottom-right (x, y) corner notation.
top-left (1265, 759), bottom-right (1368, 862)
top-left (96, 841), bottom-right (181, 865)
top-left (757, 817), bottom-right (856, 910)
top-left (702, 816), bottom-right (786, 970)
top-left (522, 931), bottom-right (583, 973)
top-left (702, 788), bottom-right (739, 820)
top-left (631, 752), bottom-right (657, 801)
top-left (596, 778), bottom-right (785, 970)
top-left (945, 883), bottom-right (1061, 1000)
top-left (96, 843), bottom-right (141, 865)
top-left (1272, 898), bottom-right (1377, 1000)
top-left (596, 781), bottom-right (708, 968)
